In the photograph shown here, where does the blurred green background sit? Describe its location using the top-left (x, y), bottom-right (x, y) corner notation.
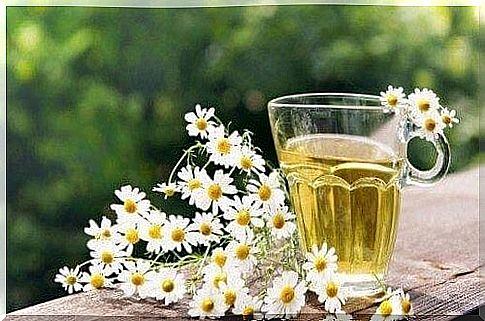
top-left (7, 5), bottom-right (479, 312)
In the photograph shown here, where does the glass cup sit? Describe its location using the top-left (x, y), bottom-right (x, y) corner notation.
top-left (267, 93), bottom-right (450, 297)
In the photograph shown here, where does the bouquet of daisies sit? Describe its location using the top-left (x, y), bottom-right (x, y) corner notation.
top-left (55, 101), bottom-right (419, 320)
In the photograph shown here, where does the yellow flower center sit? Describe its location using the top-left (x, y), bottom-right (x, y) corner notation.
top-left (213, 273), bottom-right (227, 289)
top-left (379, 300), bottom-right (393, 316)
top-left (424, 118), bottom-right (436, 132)
top-left (442, 115), bottom-right (452, 125)
top-left (258, 184), bottom-right (272, 201)
top-left (279, 285), bottom-right (295, 304)
top-left (196, 118), bottom-right (208, 131)
top-left (199, 223), bottom-right (212, 236)
top-left (207, 184), bottom-right (222, 201)
top-left (90, 273), bottom-right (105, 289)
top-left (130, 273), bottom-right (145, 286)
top-left (224, 289), bottom-right (237, 306)
top-left (272, 213), bottom-right (285, 229)
top-left (125, 228), bottom-right (140, 244)
top-left (161, 278), bottom-right (175, 292)
top-left (124, 199), bottom-right (137, 214)
top-left (236, 209), bottom-right (251, 226)
top-left (217, 138), bottom-right (231, 155)
top-left (240, 156), bottom-right (253, 170)
top-left (314, 255), bottom-right (327, 272)
top-left (148, 224), bottom-right (162, 239)
top-left (213, 251), bottom-right (227, 267)
top-left (98, 229), bottom-right (112, 239)
top-left (401, 299), bottom-right (412, 314)
top-left (201, 298), bottom-right (215, 313)
top-left (164, 187), bottom-right (175, 197)
top-left (235, 244), bottom-right (250, 260)
top-left (66, 275), bottom-right (77, 286)
top-left (188, 179), bottom-right (201, 191)
top-left (326, 281), bottom-right (338, 298)
top-left (171, 227), bottom-right (185, 242)
top-left (387, 94), bottom-right (398, 107)
top-left (101, 251), bottom-right (114, 264)
top-left (242, 306), bottom-right (254, 316)
top-left (417, 98), bottom-right (431, 112)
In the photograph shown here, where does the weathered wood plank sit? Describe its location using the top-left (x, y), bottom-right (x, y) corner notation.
top-left (7, 166), bottom-right (481, 320)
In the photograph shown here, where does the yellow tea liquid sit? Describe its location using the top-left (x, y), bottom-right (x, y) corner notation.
top-left (279, 134), bottom-right (403, 286)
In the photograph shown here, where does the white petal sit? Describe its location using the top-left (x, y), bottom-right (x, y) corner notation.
top-left (184, 112), bottom-right (197, 123)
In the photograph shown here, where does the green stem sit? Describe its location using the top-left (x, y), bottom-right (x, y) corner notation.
top-left (77, 259), bottom-right (94, 269)
top-left (196, 244), bottom-right (211, 277)
top-left (125, 255), bottom-right (202, 269)
top-left (168, 143), bottom-right (204, 184)
top-left (373, 272), bottom-right (387, 293)
top-left (213, 115), bottom-right (224, 127)
top-left (149, 250), bottom-right (167, 269)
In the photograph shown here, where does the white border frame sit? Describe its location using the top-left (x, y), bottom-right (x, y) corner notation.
top-left (1, 2), bottom-right (6, 319)
top-left (3, 0), bottom-right (484, 6)
top-left (0, 1), bottom-right (481, 320)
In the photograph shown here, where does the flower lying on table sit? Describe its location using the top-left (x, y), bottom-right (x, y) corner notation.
top-left (55, 101), bottom-right (418, 319)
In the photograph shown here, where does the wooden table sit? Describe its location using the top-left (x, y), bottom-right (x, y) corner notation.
top-left (6, 166), bottom-right (482, 320)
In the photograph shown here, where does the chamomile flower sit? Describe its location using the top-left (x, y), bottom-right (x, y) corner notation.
top-left (379, 85), bottom-right (406, 113)
top-left (266, 206), bottom-right (296, 240)
top-left (118, 260), bottom-right (153, 298)
top-left (440, 107), bottom-right (459, 128)
top-left (79, 263), bottom-right (112, 292)
top-left (224, 195), bottom-right (264, 241)
top-left (219, 277), bottom-right (249, 308)
top-left (202, 247), bottom-right (231, 274)
top-left (370, 296), bottom-right (403, 321)
top-left (188, 212), bottom-right (224, 246)
top-left (226, 232), bottom-right (258, 274)
top-left (303, 243), bottom-right (338, 284)
top-left (177, 165), bottom-right (210, 205)
top-left (139, 209), bottom-right (167, 254)
top-left (115, 222), bottom-right (142, 256)
top-left (163, 215), bottom-right (199, 253)
top-left (247, 171), bottom-right (286, 210)
top-left (262, 271), bottom-right (307, 319)
top-left (89, 242), bottom-right (128, 275)
top-left (110, 185), bottom-right (150, 225)
top-left (84, 216), bottom-right (119, 249)
top-left (235, 145), bottom-right (266, 174)
top-left (407, 88), bottom-right (440, 118)
top-left (196, 169), bottom-right (237, 215)
top-left (206, 125), bottom-right (242, 168)
top-left (202, 263), bottom-right (243, 291)
top-left (185, 104), bottom-right (216, 139)
top-left (311, 275), bottom-right (347, 313)
top-left (54, 266), bottom-right (83, 294)
top-left (379, 287), bottom-right (402, 302)
top-left (233, 293), bottom-right (264, 319)
top-left (395, 290), bottom-right (413, 317)
top-left (188, 286), bottom-right (228, 318)
top-left (416, 110), bottom-right (445, 142)
top-left (145, 267), bottom-right (186, 305)
top-left (153, 182), bottom-right (179, 199)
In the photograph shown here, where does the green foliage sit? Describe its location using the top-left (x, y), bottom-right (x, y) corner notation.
top-left (7, 5), bottom-right (479, 311)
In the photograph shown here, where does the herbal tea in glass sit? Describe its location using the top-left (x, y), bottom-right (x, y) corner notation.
top-left (268, 93), bottom-right (450, 296)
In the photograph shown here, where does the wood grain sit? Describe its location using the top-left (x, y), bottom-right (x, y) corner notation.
top-left (7, 166), bottom-right (481, 320)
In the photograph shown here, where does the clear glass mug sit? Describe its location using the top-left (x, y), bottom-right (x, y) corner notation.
top-left (267, 93), bottom-right (450, 297)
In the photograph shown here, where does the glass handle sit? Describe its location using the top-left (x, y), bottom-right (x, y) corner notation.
top-left (404, 132), bottom-right (451, 187)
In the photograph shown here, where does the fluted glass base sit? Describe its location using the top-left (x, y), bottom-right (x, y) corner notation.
top-left (340, 273), bottom-right (385, 298)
